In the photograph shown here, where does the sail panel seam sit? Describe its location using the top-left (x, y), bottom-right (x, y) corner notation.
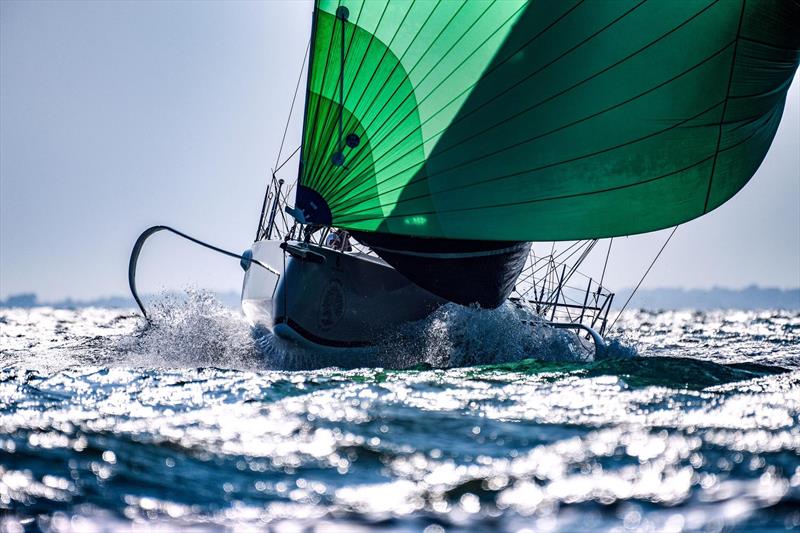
top-left (312, 1), bottom-right (395, 195)
top-left (703, 0), bottom-right (745, 213)
top-left (321, 1), bottom-right (584, 206)
top-left (314, 1), bottom-right (513, 194)
top-left (341, 153), bottom-right (716, 223)
top-left (339, 109), bottom-right (765, 226)
top-left (309, 1), bottom-right (389, 188)
top-left (307, 1), bottom-right (438, 193)
top-left (314, 0), bottom-right (465, 186)
top-left (302, 2), bottom-right (338, 181)
top-left (336, 43), bottom-right (733, 215)
top-left (328, 0), bottom-right (720, 208)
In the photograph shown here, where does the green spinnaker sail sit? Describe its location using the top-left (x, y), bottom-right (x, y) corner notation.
top-left (297, 0), bottom-right (799, 241)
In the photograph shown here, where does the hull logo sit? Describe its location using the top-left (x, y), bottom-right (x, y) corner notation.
top-left (318, 279), bottom-right (345, 331)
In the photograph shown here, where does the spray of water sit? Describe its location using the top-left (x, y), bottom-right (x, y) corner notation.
top-left (114, 290), bottom-right (636, 370)
top-left (378, 302), bottom-right (596, 368)
top-left (115, 289), bottom-right (261, 369)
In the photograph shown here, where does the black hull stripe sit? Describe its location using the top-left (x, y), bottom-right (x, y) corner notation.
top-left (274, 316), bottom-right (375, 348)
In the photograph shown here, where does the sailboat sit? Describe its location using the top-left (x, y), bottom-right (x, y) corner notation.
top-left (130, 1), bottom-right (799, 357)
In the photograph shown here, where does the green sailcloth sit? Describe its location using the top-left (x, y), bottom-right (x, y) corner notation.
top-left (297, 0), bottom-right (799, 241)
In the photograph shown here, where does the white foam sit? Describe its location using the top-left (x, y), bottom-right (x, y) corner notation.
top-left (113, 291), bottom-right (634, 370)
top-left (381, 302), bottom-right (597, 368)
top-left (115, 289), bottom-right (261, 369)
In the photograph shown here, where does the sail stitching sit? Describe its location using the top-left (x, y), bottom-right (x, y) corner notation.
top-left (314, 0), bottom-right (468, 193)
top-left (328, 1), bottom-right (492, 167)
top-left (321, 1), bottom-right (584, 206)
top-left (307, 1), bottom-right (437, 194)
top-left (329, 0), bottom-right (720, 210)
top-left (316, 2), bottom-right (528, 196)
top-left (337, 42), bottom-right (734, 215)
top-left (419, 1), bottom-right (722, 163)
top-left (302, 5), bottom-right (340, 183)
top-left (340, 109), bottom-right (765, 225)
top-left (309, 1), bottom-right (390, 186)
top-left (315, 1), bottom-right (507, 194)
top-left (308, 0), bottom-right (442, 180)
top-left (703, 0), bottom-right (746, 213)
top-left (341, 154), bottom-right (714, 224)
top-left (313, 0), bottom-right (467, 196)
top-left (352, 0), bottom-right (647, 175)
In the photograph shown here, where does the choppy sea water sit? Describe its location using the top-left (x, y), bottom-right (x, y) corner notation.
top-left (1, 294), bottom-right (799, 532)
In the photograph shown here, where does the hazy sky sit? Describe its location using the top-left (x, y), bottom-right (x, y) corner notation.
top-left (1, 0), bottom-right (798, 301)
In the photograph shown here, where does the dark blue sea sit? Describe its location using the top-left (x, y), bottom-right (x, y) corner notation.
top-left (1, 293), bottom-right (799, 532)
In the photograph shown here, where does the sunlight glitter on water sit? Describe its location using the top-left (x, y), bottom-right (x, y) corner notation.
top-left (1, 297), bottom-right (799, 531)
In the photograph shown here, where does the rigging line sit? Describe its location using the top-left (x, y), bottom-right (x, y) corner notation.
top-left (703, 0), bottom-right (745, 213)
top-left (278, 183), bottom-right (296, 224)
top-left (533, 240), bottom-right (579, 275)
top-left (269, 178), bottom-right (296, 237)
top-left (542, 240), bottom-right (597, 307)
top-left (274, 38), bottom-right (311, 171)
top-left (599, 238), bottom-right (613, 290)
top-left (555, 240), bottom-right (590, 269)
top-left (275, 145), bottom-right (302, 174)
top-left (321, 0), bottom-right (585, 205)
top-left (335, 41), bottom-right (734, 215)
top-left (258, 30), bottom-right (309, 239)
top-left (306, 0), bottom-right (431, 180)
top-left (255, 171), bottom-right (273, 241)
top-left (569, 239), bottom-right (597, 276)
top-left (532, 240), bottom-right (587, 284)
top-left (315, 1), bottom-right (527, 196)
top-left (607, 226), bottom-right (679, 333)
top-left (340, 96), bottom-right (725, 219)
